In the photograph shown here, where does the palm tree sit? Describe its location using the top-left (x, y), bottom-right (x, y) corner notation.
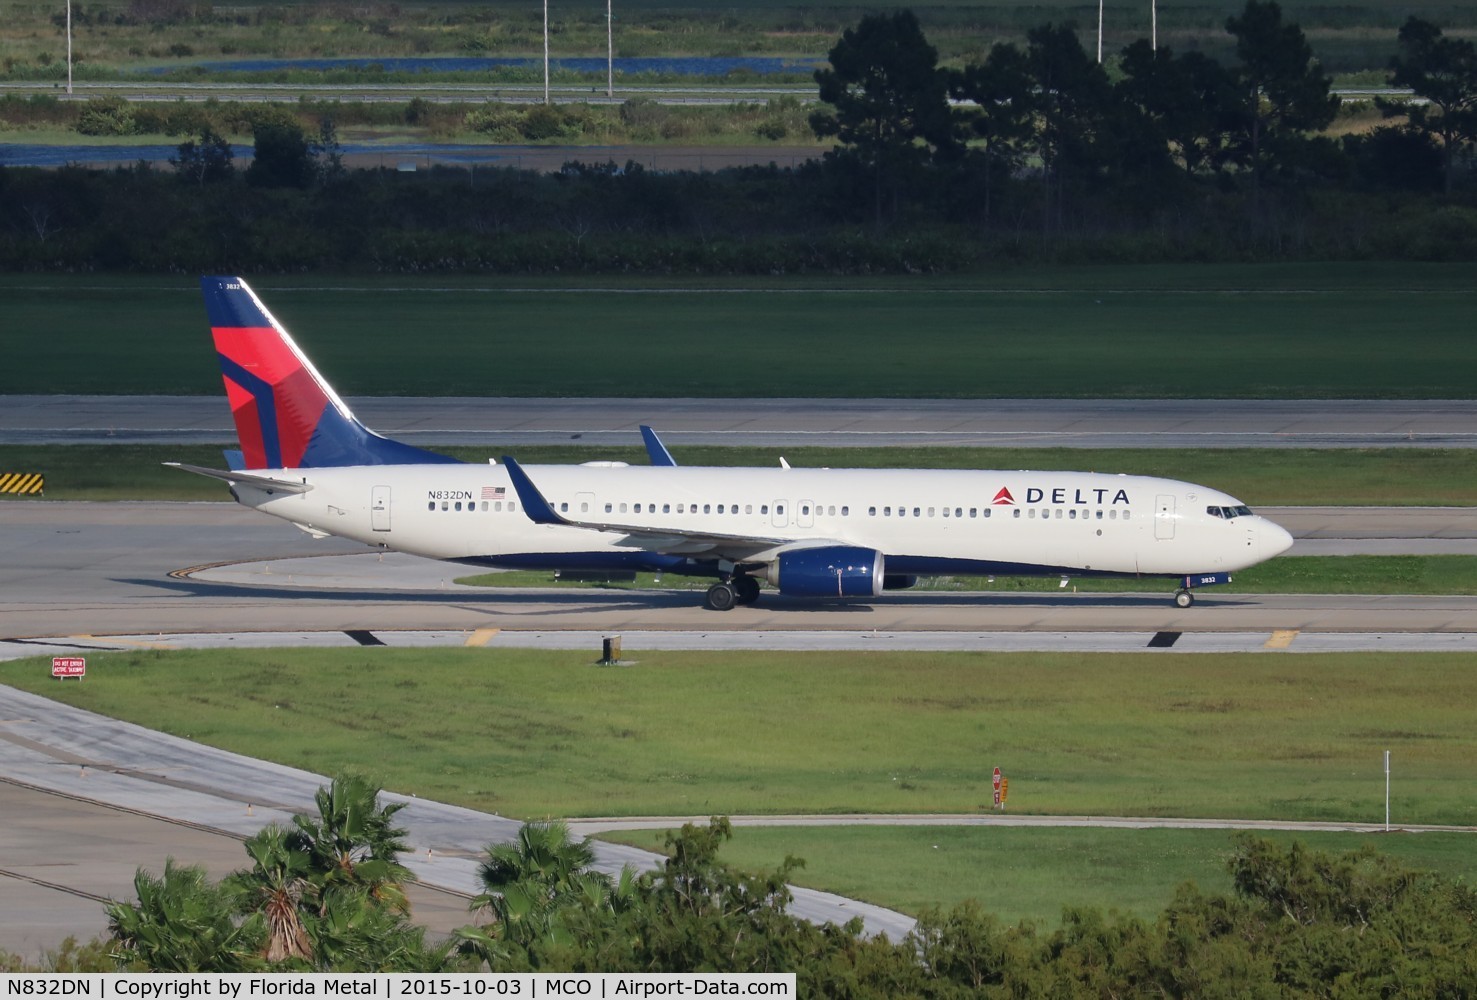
top-left (287, 775), bottom-right (416, 916)
top-left (225, 826), bottom-right (315, 964)
top-left (470, 820), bottom-right (624, 947)
top-left (107, 859), bottom-right (261, 972)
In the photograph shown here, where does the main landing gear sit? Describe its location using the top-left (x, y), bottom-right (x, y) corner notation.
top-left (705, 574), bottom-right (760, 611)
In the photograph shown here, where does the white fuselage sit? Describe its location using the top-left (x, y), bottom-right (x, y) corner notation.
top-left (234, 463), bottom-right (1293, 580)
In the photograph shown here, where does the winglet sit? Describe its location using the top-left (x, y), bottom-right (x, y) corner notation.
top-left (640, 425), bottom-right (678, 467)
top-left (500, 457), bottom-right (567, 526)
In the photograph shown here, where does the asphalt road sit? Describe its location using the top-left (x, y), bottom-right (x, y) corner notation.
top-left (6, 396), bottom-right (1477, 449)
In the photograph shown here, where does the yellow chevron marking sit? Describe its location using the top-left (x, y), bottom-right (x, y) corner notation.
top-left (465, 627), bottom-right (501, 647)
top-left (1264, 629), bottom-right (1299, 650)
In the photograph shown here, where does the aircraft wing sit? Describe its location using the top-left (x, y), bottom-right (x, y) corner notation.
top-left (164, 462), bottom-right (314, 495)
top-left (501, 456), bottom-right (839, 560)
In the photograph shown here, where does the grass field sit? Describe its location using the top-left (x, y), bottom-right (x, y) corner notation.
top-left (4, 646), bottom-right (1473, 920)
top-left (5, 266), bottom-right (1477, 398)
top-left (605, 826), bottom-right (1477, 922)
top-left (3, 442), bottom-right (1475, 505)
top-left (2, 648), bottom-right (1473, 827)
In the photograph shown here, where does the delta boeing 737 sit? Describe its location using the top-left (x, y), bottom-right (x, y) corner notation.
top-left (171, 276), bottom-right (1294, 611)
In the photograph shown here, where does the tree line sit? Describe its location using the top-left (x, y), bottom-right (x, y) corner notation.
top-left (2, 2), bottom-right (1477, 273)
top-left (811, 2), bottom-right (1477, 228)
top-left (5, 774), bottom-right (1476, 997)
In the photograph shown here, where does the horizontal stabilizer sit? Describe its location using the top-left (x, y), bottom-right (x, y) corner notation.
top-left (164, 462), bottom-right (313, 495)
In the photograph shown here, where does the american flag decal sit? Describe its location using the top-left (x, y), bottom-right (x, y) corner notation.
top-left (482, 486), bottom-right (506, 499)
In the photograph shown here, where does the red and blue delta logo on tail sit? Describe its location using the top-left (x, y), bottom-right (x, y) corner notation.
top-left (201, 277), bottom-right (459, 470)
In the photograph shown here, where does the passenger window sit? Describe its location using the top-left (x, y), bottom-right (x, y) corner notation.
top-left (495, 501), bottom-right (503, 511)
top-left (884, 506), bottom-right (892, 516)
top-left (1123, 510), bottom-right (1132, 520)
top-left (1069, 509), bottom-right (1077, 519)
top-left (745, 505), bottom-right (753, 514)
top-left (1028, 509), bottom-right (1036, 519)
top-left (454, 501), bottom-right (462, 511)
top-left (869, 506), bottom-right (877, 516)
top-left (761, 505), bottom-right (769, 514)
top-left (605, 503), bottom-right (613, 513)
top-left (841, 506), bottom-right (848, 516)
top-left (1055, 509), bottom-right (1063, 519)
top-left (955, 508), bottom-right (962, 518)
top-left (427, 501), bottom-right (435, 511)
top-left (663, 503), bottom-right (671, 513)
top-left (828, 505), bottom-right (836, 516)
top-left (704, 504), bottom-right (711, 514)
top-left (620, 503), bottom-right (628, 513)
top-left (1013, 509), bottom-right (1021, 518)
top-left (481, 501), bottom-right (488, 511)
top-left (509, 502), bottom-right (516, 512)
top-left (942, 507), bottom-right (950, 518)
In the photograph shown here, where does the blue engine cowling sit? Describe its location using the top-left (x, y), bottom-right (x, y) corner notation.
top-left (765, 546), bottom-right (884, 598)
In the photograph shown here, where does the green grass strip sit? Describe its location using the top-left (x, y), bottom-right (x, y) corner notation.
top-left (605, 826), bottom-right (1477, 923)
top-left (3, 649), bottom-right (1473, 827)
top-left (4, 266), bottom-right (1477, 397)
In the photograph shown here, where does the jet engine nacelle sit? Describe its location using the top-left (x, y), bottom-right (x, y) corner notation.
top-left (764, 545), bottom-right (884, 598)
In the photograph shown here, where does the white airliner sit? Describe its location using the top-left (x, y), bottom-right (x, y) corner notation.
top-left (172, 276), bottom-right (1294, 611)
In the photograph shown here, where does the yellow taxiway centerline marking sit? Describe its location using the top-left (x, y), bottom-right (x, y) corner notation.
top-left (465, 627), bottom-right (501, 647)
top-left (71, 635), bottom-right (178, 650)
top-left (1264, 629), bottom-right (1299, 650)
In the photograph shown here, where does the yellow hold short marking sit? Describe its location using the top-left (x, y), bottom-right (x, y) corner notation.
top-left (465, 627), bottom-right (501, 647)
top-left (1264, 629), bottom-right (1299, 649)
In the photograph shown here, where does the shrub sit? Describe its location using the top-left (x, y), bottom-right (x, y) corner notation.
top-left (76, 96), bottom-right (137, 136)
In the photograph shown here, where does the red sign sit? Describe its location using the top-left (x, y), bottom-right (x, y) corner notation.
top-left (992, 767), bottom-right (1002, 789)
top-left (52, 656), bottom-right (85, 679)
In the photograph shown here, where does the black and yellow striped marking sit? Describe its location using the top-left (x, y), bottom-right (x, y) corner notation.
top-left (0, 473), bottom-right (44, 495)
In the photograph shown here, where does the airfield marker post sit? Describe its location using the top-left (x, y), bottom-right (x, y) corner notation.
top-left (1384, 750), bottom-right (1391, 832)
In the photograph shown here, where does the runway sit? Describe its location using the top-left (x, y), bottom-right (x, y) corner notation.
top-left (6, 396), bottom-right (1477, 448)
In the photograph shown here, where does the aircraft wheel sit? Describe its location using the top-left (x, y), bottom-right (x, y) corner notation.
top-left (734, 575), bottom-right (761, 605)
top-left (1174, 589), bottom-right (1194, 609)
top-left (705, 582), bottom-right (738, 612)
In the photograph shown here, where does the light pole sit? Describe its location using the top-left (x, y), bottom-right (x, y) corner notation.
top-left (66, 0), bottom-right (73, 94)
top-left (542, 0), bottom-right (550, 105)
top-left (1096, 0), bottom-right (1104, 63)
top-left (606, 0), bottom-right (613, 99)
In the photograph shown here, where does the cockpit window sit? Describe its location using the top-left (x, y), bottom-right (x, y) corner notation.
top-left (1207, 505), bottom-right (1255, 519)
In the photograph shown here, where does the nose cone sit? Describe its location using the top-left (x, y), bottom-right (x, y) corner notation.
top-left (1259, 518), bottom-right (1295, 560)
